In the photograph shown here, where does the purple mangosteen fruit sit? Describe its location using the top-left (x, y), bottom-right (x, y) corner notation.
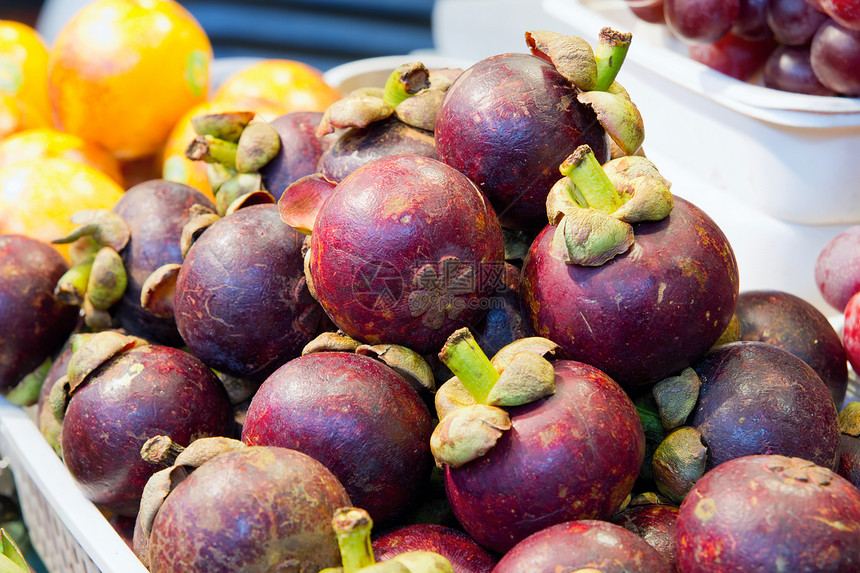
top-left (836, 402), bottom-right (860, 487)
top-left (610, 502), bottom-right (680, 569)
top-left (431, 329), bottom-right (644, 554)
top-left (241, 350), bottom-right (433, 525)
top-left (174, 203), bottom-right (326, 382)
top-left (372, 523), bottom-right (499, 572)
top-left (0, 235), bottom-right (78, 394)
top-left (57, 332), bottom-right (234, 515)
top-left (690, 341), bottom-right (840, 470)
top-left (145, 443), bottom-right (351, 572)
top-left (520, 148), bottom-right (739, 389)
top-left (674, 454), bottom-right (860, 572)
top-left (258, 110), bottom-right (336, 200)
top-left (306, 154), bottom-right (505, 355)
top-left (493, 519), bottom-right (674, 572)
top-left (110, 179), bottom-right (216, 345)
top-left (734, 289), bottom-right (849, 407)
top-left (435, 29), bottom-right (645, 229)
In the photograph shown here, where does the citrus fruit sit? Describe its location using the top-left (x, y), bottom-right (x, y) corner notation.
top-left (0, 93), bottom-right (51, 140)
top-left (0, 20), bottom-right (51, 123)
top-left (0, 157), bottom-right (125, 260)
top-left (161, 95), bottom-right (289, 198)
top-left (212, 59), bottom-right (342, 114)
top-left (47, 0), bottom-right (212, 160)
top-left (0, 127), bottom-right (124, 186)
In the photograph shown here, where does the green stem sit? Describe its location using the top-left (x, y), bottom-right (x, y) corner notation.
top-left (594, 27), bottom-right (632, 92)
top-left (185, 135), bottom-right (238, 169)
top-left (5, 357), bottom-right (52, 407)
top-left (559, 145), bottom-right (623, 213)
top-left (438, 328), bottom-right (500, 404)
top-left (382, 62), bottom-right (430, 108)
top-left (332, 507), bottom-right (376, 572)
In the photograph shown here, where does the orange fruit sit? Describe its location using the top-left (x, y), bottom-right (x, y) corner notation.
top-left (213, 59), bottom-right (342, 115)
top-left (47, 0), bottom-right (212, 160)
top-left (0, 157), bottom-right (125, 260)
top-left (0, 94), bottom-right (51, 140)
top-left (0, 20), bottom-right (52, 123)
top-left (161, 95), bottom-right (290, 198)
top-left (0, 127), bottom-right (124, 186)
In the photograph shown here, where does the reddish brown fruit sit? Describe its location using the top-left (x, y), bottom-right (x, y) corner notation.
top-left (611, 504), bottom-right (680, 569)
top-left (372, 524), bottom-right (499, 572)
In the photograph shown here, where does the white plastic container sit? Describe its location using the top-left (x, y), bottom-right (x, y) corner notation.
top-left (0, 398), bottom-right (148, 573)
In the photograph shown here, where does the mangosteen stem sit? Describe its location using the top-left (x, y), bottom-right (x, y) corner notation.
top-left (382, 62), bottom-right (430, 108)
top-left (594, 27), bottom-right (632, 92)
top-left (141, 435), bottom-right (186, 467)
top-left (185, 135), bottom-right (238, 170)
top-left (331, 507), bottom-right (376, 572)
top-left (560, 145), bottom-right (623, 213)
top-left (438, 328), bottom-right (500, 405)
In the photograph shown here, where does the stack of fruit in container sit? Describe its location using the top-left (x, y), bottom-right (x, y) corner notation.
top-left (1, 0), bottom-right (860, 571)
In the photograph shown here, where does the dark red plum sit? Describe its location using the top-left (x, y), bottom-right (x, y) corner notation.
top-left (493, 519), bottom-right (673, 572)
top-left (372, 524), bottom-right (499, 572)
top-left (61, 342), bottom-right (234, 515)
top-left (0, 234), bottom-right (78, 392)
top-left (611, 503), bottom-right (680, 569)
top-left (307, 154), bottom-right (505, 355)
top-left (521, 196), bottom-right (739, 389)
top-left (259, 111), bottom-right (335, 200)
top-left (435, 52), bottom-right (610, 229)
top-left (174, 204), bottom-right (326, 381)
top-left (148, 446), bottom-right (350, 572)
top-left (675, 454), bottom-right (860, 572)
top-left (734, 289), bottom-right (848, 407)
top-left (691, 341), bottom-right (840, 470)
top-left (317, 117), bottom-right (437, 183)
top-left (112, 179), bottom-right (215, 346)
top-left (241, 351), bottom-right (433, 524)
top-left (444, 360), bottom-right (644, 554)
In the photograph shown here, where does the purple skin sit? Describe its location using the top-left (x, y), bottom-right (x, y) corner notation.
top-left (734, 289), bottom-right (848, 407)
top-left (610, 504), bottom-right (680, 569)
top-left (763, 45), bottom-right (838, 95)
top-left (473, 262), bottom-right (531, 360)
top-left (317, 117), bottom-right (437, 183)
top-left (241, 352), bottom-right (433, 525)
top-left (493, 519), bottom-right (673, 572)
top-left (691, 341), bottom-right (841, 471)
top-left (308, 155), bottom-right (505, 355)
top-left (435, 53), bottom-right (610, 230)
top-left (174, 204), bottom-right (327, 381)
top-left (675, 454), bottom-right (860, 572)
top-left (112, 179), bottom-right (216, 346)
top-left (520, 196), bottom-right (740, 389)
top-left (372, 524), bottom-right (500, 572)
top-left (444, 360), bottom-right (645, 554)
top-left (0, 235), bottom-right (78, 392)
top-left (837, 432), bottom-right (860, 487)
top-left (61, 345), bottom-right (234, 516)
top-left (259, 111), bottom-right (335, 200)
top-left (148, 447), bottom-right (351, 573)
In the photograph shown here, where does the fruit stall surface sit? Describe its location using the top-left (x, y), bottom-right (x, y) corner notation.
top-left (1, 0), bottom-right (860, 572)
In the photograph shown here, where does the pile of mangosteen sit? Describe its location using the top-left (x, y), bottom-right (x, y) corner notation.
top-left (2, 26), bottom-right (859, 573)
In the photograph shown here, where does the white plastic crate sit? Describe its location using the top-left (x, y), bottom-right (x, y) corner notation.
top-left (0, 398), bottom-right (147, 573)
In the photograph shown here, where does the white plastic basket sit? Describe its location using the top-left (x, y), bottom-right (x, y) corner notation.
top-left (0, 398), bottom-right (147, 573)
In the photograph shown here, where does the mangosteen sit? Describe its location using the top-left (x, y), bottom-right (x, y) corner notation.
top-left (493, 519), bottom-right (674, 572)
top-left (173, 203), bottom-right (327, 382)
top-left (142, 440), bottom-right (351, 572)
top-left (435, 29), bottom-right (646, 229)
top-left (521, 147), bottom-right (739, 389)
top-left (674, 454), bottom-right (860, 572)
top-left (431, 329), bottom-right (644, 554)
top-left (306, 154), bottom-right (506, 355)
top-left (55, 331), bottom-right (234, 516)
top-left (734, 289), bottom-right (849, 407)
top-left (0, 235), bottom-right (78, 394)
top-left (610, 502), bottom-right (680, 569)
top-left (372, 524), bottom-right (500, 572)
top-left (690, 341), bottom-right (841, 471)
top-left (837, 402), bottom-right (860, 487)
top-left (241, 350), bottom-right (433, 525)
